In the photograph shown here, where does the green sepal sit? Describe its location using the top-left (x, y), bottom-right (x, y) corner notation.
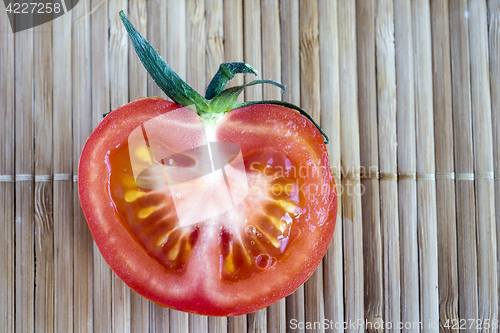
top-left (235, 100), bottom-right (329, 144)
top-left (119, 11), bottom-right (209, 113)
top-left (205, 63), bottom-right (258, 100)
top-left (119, 11), bottom-right (328, 144)
top-left (209, 80), bottom-right (285, 113)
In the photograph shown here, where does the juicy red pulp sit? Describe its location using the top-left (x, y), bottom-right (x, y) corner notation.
top-left (108, 140), bottom-right (308, 281)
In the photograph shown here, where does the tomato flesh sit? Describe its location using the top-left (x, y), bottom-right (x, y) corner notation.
top-left (79, 98), bottom-right (336, 316)
top-left (108, 142), bottom-right (307, 280)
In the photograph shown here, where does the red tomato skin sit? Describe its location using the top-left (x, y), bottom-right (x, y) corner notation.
top-left (79, 98), bottom-right (337, 316)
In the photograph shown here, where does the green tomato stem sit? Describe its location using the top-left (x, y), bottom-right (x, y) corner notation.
top-left (205, 63), bottom-right (258, 100)
top-left (120, 11), bottom-right (209, 113)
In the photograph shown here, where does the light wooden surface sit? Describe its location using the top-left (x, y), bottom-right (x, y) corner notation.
top-left (72, 2), bottom-right (93, 332)
top-left (469, 0), bottom-right (498, 326)
top-left (356, 1), bottom-right (383, 330)
top-left (412, 1), bottom-right (440, 329)
top-left (489, 2), bottom-right (500, 331)
top-left (1, 1), bottom-right (500, 332)
top-left (450, 1), bottom-right (479, 330)
top-left (375, 0), bottom-right (399, 329)
top-left (338, 2), bottom-right (364, 331)
top-left (317, 1), bottom-right (343, 332)
top-left (395, 1), bottom-right (420, 329)
top-left (0, 6), bottom-right (15, 333)
top-left (430, 1), bottom-right (459, 330)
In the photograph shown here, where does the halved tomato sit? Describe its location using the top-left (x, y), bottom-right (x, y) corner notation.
top-left (78, 12), bottom-right (337, 316)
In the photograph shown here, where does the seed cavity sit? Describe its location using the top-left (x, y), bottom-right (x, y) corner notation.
top-left (224, 255), bottom-right (235, 273)
top-left (123, 176), bottom-right (137, 187)
top-left (136, 146), bottom-right (152, 162)
top-left (155, 231), bottom-right (171, 247)
top-left (168, 241), bottom-right (181, 261)
top-left (138, 206), bottom-right (158, 218)
top-left (278, 200), bottom-right (299, 214)
top-left (124, 190), bottom-right (145, 202)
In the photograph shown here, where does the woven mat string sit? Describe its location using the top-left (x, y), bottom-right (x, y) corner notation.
top-left (54, 174), bottom-right (72, 181)
top-left (2, 171), bottom-right (498, 184)
top-left (1, 174), bottom-right (77, 182)
top-left (0, 175), bottom-right (15, 182)
top-left (16, 174), bottom-right (34, 181)
top-left (35, 175), bottom-right (52, 182)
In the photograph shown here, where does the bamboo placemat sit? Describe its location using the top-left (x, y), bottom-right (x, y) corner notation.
top-left (1, 0), bottom-right (499, 332)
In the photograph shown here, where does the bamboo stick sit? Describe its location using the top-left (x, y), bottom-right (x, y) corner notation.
top-left (224, 0), bottom-right (247, 312)
top-left (224, 0), bottom-right (243, 66)
top-left (375, 0), bottom-right (400, 330)
top-left (244, 0), bottom-right (263, 101)
top-left (0, 8), bottom-right (14, 333)
top-left (186, 1), bottom-right (208, 331)
top-left (147, 0), bottom-right (168, 99)
top-left (187, 0), bottom-right (207, 93)
top-left (149, 307), bottom-right (170, 333)
top-left (487, 0), bottom-right (500, 316)
top-left (145, 1), bottom-right (171, 327)
top-left (206, 2), bottom-right (227, 332)
top-left (72, 1), bottom-right (94, 332)
top-left (206, 0), bottom-right (224, 79)
top-left (171, 310), bottom-right (189, 333)
top-left (128, 1), bottom-right (149, 330)
top-left (299, 1), bottom-right (325, 332)
top-left (262, 0), bottom-right (281, 99)
top-left (53, 10), bottom-right (75, 333)
top-left (355, 1), bottom-right (383, 330)
top-left (429, 1), bottom-right (459, 330)
top-left (228, 315), bottom-right (247, 333)
top-left (280, 0), bottom-right (299, 104)
top-left (167, 1), bottom-right (190, 331)
top-left (261, 1), bottom-right (286, 332)
top-left (412, 1), bottom-right (440, 330)
top-left (468, 0), bottom-right (499, 326)
top-left (15, 24), bottom-right (35, 333)
top-left (247, 313), bottom-right (266, 333)
top-left (280, 1), bottom-right (305, 330)
top-left (298, 1), bottom-right (325, 332)
top-left (91, 0), bottom-right (110, 122)
top-left (449, 0), bottom-right (478, 329)
top-left (317, 0), bottom-right (343, 330)
top-left (131, 295), bottom-right (149, 333)
top-left (267, 302), bottom-right (286, 333)
top-left (167, 0), bottom-right (187, 80)
top-left (209, 317), bottom-right (227, 333)
top-left (91, 0), bottom-right (112, 330)
top-left (189, 314), bottom-right (208, 333)
top-left (109, 1), bottom-right (132, 331)
top-left (338, 1), bottom-right (364, 331)
top-left (394, 0), bottom-right (420, 330)
top-left (33, 21), bottom-right (54, 333)
top-left (298, 0), bottom-right (319, 120)
top-left (53, 23), bottom-right (74, 332)
top-left (223, 0), bottom-right (244, 103)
